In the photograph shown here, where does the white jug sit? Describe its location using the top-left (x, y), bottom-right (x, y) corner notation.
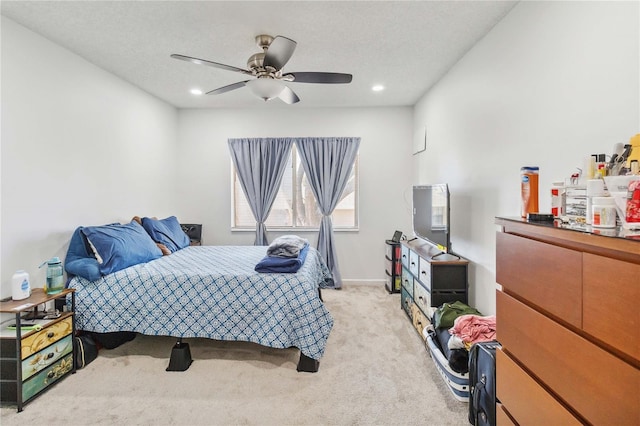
top-left (11, 270), bottom-right (31, 300)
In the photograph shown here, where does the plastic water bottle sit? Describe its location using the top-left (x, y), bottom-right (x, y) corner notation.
top-left (41, 257), bottom-right (64, 294)
top-left (11, 270), bottom-right (31, 300)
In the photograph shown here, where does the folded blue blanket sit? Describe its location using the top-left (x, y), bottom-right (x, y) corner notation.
top-left (255, 244), bottom-right (309, 273)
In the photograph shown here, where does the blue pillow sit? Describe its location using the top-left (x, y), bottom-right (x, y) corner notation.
top-left (141, 216), bottom-right (190, 253)
top-left (81, 221), bottom-right (162, 276)
top-left (64, 227), bottom-right (101, 281)
top-left (65, 257), bottom-right (101, 282)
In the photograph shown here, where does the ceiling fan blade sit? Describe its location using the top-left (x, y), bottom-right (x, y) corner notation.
top-left (278, 86), bottom-right (300, 104)
top-left (284, 72), bottom-right (353, 84)
top-left (170, 54), bottom-right (253, 75)
top-left (263, 36), bottom-right (297, 70)
top-left (206, 81), bottom-right (250, 95)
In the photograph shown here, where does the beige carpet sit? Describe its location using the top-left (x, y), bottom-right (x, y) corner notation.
top-left (0, 284), bottom-right (468, 425)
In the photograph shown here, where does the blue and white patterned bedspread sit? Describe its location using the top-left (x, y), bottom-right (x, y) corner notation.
top-left (68, 246), bottom-right (334, 360)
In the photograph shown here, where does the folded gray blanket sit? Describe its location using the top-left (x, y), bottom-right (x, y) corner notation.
top-left (267, 235), bottom-right (309, 258)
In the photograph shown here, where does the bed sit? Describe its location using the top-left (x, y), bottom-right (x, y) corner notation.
top-left (64, 219), bottom-right (334, 372)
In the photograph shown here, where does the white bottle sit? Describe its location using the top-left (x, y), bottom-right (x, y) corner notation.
top-left (592, 197), bottom-right (617, 228)
top-left (11, 270), bottom-right (31, 300)
top-left (586, 179), bottom-right (606, 225)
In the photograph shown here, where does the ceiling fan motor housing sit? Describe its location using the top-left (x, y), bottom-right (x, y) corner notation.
top-left (255, 34), bottom-right (274, 49)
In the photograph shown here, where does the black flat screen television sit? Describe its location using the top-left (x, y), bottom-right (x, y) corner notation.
top-left (412, 184), bottom-right (450, 253)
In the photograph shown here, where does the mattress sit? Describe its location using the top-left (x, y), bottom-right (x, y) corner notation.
top-left (67, 245), bottom-right (334, 361)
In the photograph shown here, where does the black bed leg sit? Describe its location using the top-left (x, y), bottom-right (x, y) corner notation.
top-left (318, 288), bottom-right (323, 301)
top-left (297, 352), bottom-right (320, 373)
top-left (166, 338), bottom-right (193, 372)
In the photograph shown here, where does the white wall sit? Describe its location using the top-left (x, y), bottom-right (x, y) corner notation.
top-left (176, 107), bottom-right (414, 282)
top-left (1, 18), bottom-right (179, 296)
top-left (413, 1), bottom-right (640, 314)
top-left (5, 1), bottom-right (636, 307)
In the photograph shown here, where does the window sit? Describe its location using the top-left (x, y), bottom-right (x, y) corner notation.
top-left (232, 146), bottom-right (358, 230)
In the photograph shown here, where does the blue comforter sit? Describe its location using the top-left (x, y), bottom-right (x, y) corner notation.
top-left (67, 245), bottom-right (334, 361)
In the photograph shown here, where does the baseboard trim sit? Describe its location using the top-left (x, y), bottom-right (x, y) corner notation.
top-left (341, 279), bottom-right (385, 286)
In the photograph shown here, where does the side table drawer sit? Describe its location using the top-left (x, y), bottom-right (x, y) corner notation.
top-left (22, 334), bottom-right (73, 381)
top-left (21, 317), bottom-right (73, 359)
top-left (385, 256), bottom-right (401, 276)
top-left (385, 243), bottom-right (400, 260)
top-left (385, 271), bottom-right (401, 293)
top-left (22, 353), bottom-right (73, 402)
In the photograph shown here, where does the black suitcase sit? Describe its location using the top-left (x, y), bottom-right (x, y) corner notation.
top-left (468, 341), bottom-right (500, 426)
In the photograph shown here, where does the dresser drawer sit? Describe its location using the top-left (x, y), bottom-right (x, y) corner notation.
top-left (431, 291), bottom-right (467, 307)
top-left (22, 334), bottom-right (73, 381)
top-left (401, 288), bottom-right (413, 319)
top-left (497, 291), bottom-right (640, 425)
top-left (496, 349), bottom-right (581, 425)
top-left (22, 353), bottom-right (73, 402)
top-left (431, 264), bottom-right (467, 291)
top-left (401, 245), bottom-right (409, 268)
top-left (409, 250), bottom-right (420, 276)
top-left (496, 403), bottom-right (516, 426)
top-left (401, 267), bottom-right (413, 297)
top-left (411, 304), bottom-right (429, 339)
top-left (21, 317), bottom-right (73, 359)
top-left (582, 253), bottom-right (640, 363)
top-left (418, 258), bottom-right (431, 288)
top-left (496, 232), bottom-right (582, 328)
top-left (413, 280), bottom-right (431, 313)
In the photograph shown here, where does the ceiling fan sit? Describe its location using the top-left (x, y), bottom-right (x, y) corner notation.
top-left (171, 34), bottom-right (352, 104)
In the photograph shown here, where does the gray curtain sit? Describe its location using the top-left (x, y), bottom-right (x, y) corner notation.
top-left (295, 137), bottom-right (360, 288)
top-left (228, 138), bottom-right (294, 245)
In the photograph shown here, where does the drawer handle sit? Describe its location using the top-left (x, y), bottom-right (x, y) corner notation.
top-left (46, 352), bottom-right (55, 360)
top-left (47, 332), bottom-right (55, 339)
top-left (421, 271), bottom-right (426, 275)
top-left (47, 371), bottom-right (55, 379)
top-left (411, 261), bottom-right (415, 266)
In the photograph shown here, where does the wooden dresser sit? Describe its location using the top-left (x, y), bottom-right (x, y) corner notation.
top-left (495, 217), bottom-right (639, 425)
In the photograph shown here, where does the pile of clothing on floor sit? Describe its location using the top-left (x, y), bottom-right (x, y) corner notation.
top-left (427, 301), bottom-right (496, 374)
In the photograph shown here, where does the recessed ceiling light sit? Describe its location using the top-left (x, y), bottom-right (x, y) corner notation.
top-left (372, 84), bottom-right (385, 92)
top-left (190, 88), bottom-right (203, 95)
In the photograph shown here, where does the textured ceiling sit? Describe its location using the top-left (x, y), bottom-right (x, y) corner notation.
top-left (1, 1), bottom-right (517, 109)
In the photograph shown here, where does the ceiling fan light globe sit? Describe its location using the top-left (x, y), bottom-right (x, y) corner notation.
top-left (247, 78), bottom-right (285, 101)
